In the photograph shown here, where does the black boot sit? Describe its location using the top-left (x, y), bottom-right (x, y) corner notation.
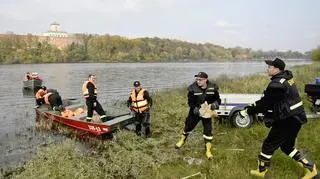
top-left (135, 124), bottom-right (142, 136)
top-left (145, 127), bottom-right (151, 138)
top-left (101, 115), bottom-right (108, 122)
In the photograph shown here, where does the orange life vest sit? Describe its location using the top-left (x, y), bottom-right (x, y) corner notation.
top-left (82, 81), bottom-right (97, 98)
top-left (130, 88), bottom-right (149, 113)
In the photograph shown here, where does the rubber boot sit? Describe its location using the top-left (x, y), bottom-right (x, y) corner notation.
top-left (101, 115), bottom-right (108, 123)
top-left (300, 163), bottom-right (318, 179)
top-left (86, 117), bottom-right (92, 122)
top-left (145, 126), bottom-right (151, 138)
top-left (135, 124), bottom-right (142, 136)
top-left (250, 154), bottom-right (271, 177)
top-left (53, 106), bottom-right (61, 112)
top-left (291, 150), bottom-right (318, 179)
top-left (175, 133), bottom-right (188, 149)
top-left (205, 142), bottom-right (213, 160)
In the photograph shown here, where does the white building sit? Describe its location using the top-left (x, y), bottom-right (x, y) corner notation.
top-left (42, 22), bottom-right (69, 37)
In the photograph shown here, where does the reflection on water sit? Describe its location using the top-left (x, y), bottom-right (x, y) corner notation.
top-left (0, 60), bottom-right (312, 169)
top-left (22, 88), bottom-right (37, 97)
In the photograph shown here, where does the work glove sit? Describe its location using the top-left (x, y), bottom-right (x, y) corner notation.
top-left (239, 109), bottom-right (248, 118)
top-left (264, 118), bottom-right (274, 128)
top-left (244, 103), bottom-right (256, 115)
top-left (210, 101), bottom-right (219, 110)
top-left (193, 107), bottom-right (200, 116)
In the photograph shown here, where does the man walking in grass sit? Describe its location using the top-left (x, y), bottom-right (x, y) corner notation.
top-left (175, 72), bottom-right (221, 160)
top-left (240, 58), bottom-right (318, 178)
top-left (127, 81), bottom-right (153, 138)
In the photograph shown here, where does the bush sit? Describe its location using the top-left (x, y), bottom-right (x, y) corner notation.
top-left (311, 47), bottom-right (320, 61)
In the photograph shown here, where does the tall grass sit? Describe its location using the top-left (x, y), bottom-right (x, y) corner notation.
top-left (6, 63), bottom-right (320, 179)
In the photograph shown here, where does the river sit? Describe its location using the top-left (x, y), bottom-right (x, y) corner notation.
top-left (0, 60), bottom-right (311, 169)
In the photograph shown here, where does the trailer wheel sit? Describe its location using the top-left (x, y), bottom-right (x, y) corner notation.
top-left (231, 111), bottom-right (253, 128)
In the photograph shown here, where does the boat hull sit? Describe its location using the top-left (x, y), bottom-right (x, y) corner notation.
top-left (23, 79), bottom-right (42, 89)
top-left (35, 99), bottom-right (134, 137)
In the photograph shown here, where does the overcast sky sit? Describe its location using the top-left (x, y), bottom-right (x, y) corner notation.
top-left (0, 0), bottom-right (319, 52)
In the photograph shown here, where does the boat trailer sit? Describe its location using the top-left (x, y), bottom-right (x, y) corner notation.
top-left (217, 83), bottom-right (320, 128)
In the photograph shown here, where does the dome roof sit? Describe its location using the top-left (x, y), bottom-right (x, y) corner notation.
top-left (50, 22), bottom-right (60, 25)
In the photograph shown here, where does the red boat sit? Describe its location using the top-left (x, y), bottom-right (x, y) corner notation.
top-left (35, 98), bottom-right (134, 137)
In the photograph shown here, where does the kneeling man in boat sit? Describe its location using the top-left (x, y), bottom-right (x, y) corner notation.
top-left (43, 92), bottom-right (63, 111)
top-left (35, 86), bottom-right (48, 108)
top-left (82, 74), bottom-right (108, 122)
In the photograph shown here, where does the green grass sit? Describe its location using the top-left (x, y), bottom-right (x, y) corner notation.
top-left (5, 63), bottom-right (320, 179)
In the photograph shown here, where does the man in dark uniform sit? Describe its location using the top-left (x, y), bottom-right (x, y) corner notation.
top-left (127, 81), bottom-right (153, 138)
top-left (240, 58), bottom-right (318, 178)
top-left (82, 74), bottom-right (107, 122)
top-left (175, 72), bottom-right (221, 159)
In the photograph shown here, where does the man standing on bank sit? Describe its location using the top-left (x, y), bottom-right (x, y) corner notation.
top-left (240, 58), bottom-right (318, 178)
top-left (127, 81), bottom-right (153, 138)
top-left (82, 74), bottom-right (107, 122)
top-left (175, 72), bottom-right (221, 160)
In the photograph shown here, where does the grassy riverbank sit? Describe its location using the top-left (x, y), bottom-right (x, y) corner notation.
top-left (5, 63), bottom-right (320, 178)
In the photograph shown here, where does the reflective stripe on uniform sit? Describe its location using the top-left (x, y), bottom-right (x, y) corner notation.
top-left (183, 131), bottom-right (191, 135)
top-left (260, 152), bottom-right (272, 159)
top-left (194, 93), bottom-right (202, 95)
top-left (268, 101), bottom-right (302, 113)
top-left (290, 101), bottom-right (303, 110)
top-left (206, 92), bottom-right (215, 94)
top-left (279, 78), bottom-right (286, 84)
top-left (289, 148), bottom-right (298, 158)
top-left (203, 135), bottom-right (213, 140)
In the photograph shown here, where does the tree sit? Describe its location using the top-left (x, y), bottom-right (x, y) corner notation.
top-left (311, 47), bottom-right (320, 61)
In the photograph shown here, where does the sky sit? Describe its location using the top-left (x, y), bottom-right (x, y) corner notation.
top-left (0, 0), bottom-right (319, 52)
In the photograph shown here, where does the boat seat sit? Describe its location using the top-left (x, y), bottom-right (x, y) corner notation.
top-left (65, 103), bottom-right (85, 110)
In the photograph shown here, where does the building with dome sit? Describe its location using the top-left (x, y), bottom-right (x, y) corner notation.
top-left (42, 22), bottom-right (69, 37)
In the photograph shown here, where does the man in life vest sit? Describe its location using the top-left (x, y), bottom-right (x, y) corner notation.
top-left (43, 92), bottom-right (63, 111)
top-left (35, 86), bottom-right (48, 108)
top-left (82, 74), bottom-right (107, 122)
top-left (31, 72), bottom-right (43, 82)
top-left (127, 81), bottom-right (153, 137)
top-left (25, 72), bottom-right (32, 80)
top-left (239, 58), bottom-right (318, 178)
top-left (175, 72), bottom-right (221, 160)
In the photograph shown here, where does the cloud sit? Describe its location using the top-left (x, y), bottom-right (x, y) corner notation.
top-left (223, 29), bottom-right (240, 35)
top-left (215, 20), bottom-right (241, 28)
top-left (215, 20), bottom-right (229, 27)
top-left (304, 32), bottom-right (320, 39)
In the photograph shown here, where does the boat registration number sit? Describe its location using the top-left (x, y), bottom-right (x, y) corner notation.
top-left (88, 125), bottom-right (101, 132)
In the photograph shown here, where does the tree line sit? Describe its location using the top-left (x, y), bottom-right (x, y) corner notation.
top-left (0, 33), bottom-right (315, 64)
